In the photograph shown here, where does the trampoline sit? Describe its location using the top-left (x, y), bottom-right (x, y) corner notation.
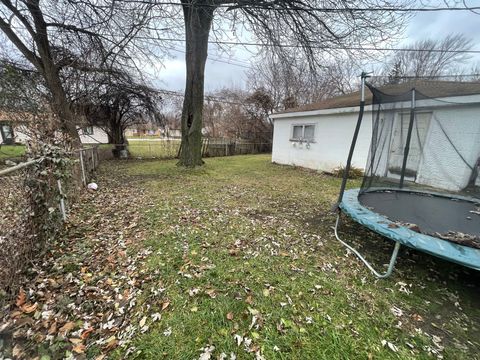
top-left (334, 74), bottom-right (480, 278)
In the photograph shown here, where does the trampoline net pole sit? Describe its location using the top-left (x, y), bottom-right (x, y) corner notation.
top-left (399, 88), bottom-right (416, 189)
top-left (335, 73), bottom-right (367, 208)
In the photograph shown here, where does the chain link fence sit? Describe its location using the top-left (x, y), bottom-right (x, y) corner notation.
top-left (0, 147), bottom-right (99, 299)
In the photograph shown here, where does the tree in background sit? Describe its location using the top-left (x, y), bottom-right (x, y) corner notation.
top-left (382, 34), bottom-right (474, 81)
top-left (77, 72), bottom-right (163, 157)
top-left (0, 0), bottom-right (157, 144)
top-left (176, 0), bottom-right (410, 167)
top-left (242, 88), bottom-right (275, 143)
top-left (247, 52), bottom-right (361, 111)
top-left (0, 60), bottom-right (45, 115)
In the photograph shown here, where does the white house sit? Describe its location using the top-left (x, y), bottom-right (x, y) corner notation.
top-left (77, 125), bottom-right (109, 144)
top-left (270, 81), bottom-right (480, 191)
top-left (0, 117), bottom-right (108, 145)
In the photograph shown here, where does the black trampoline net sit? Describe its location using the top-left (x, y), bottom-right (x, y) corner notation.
top-left (361, 82), bottom-right (480, 201)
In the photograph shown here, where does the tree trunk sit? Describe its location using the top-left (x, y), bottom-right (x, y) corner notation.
top-left (39, 49), bottom-right (81, 146)
top-left (110, 116), bottom-right (128, 158)
top-left (178, 1), bottom-right (215, 167)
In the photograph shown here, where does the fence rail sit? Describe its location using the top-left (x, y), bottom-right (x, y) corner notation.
top-left (97, 139), bottom-right (272, 160)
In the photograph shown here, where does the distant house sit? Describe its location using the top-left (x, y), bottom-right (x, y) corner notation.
top-left (77, 125), bottom-right (108, 144)
top-left (0, 112), bottom-right (108, 145)
top-left (270, 80), bottom-right (480, 191)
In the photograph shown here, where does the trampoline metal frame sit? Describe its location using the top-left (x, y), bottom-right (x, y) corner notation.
top-left (334, 72), bottom-right (404, 279)
top-left (334, 74), bottom-right (480, 277)
top-left (334, 213), bottom-right (401, 278)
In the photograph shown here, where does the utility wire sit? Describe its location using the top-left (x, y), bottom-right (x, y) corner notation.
top-left (157, 88), bottom-right (246, 105)
top-left (165, 45), bottom-right (251, 68)
top-left (127, 1), bottom-right (480, 13)
top-left (137, 36), bottom-right (480, 54)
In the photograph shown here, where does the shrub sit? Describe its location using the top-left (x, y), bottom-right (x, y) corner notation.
top-left (332, 165), bottom-right (364, 179)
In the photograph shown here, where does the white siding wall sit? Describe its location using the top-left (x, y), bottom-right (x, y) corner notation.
top-left (416, 106), bottom-right (480, 191)
top-left (0, 125), bottom-right (30, 144)
top-left (14, 125), bottom-right (30, 144)
top-left (2, 125), bottom-right (109, 145)
top-left (272, 110), bottom-right (372, 172)
top-left (272, 104), bottom-right (480, 191)
top-left (78, 126), bottom-right (109, 144)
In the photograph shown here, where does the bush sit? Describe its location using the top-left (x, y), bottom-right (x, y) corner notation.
top-left (332, 165), bottom-right (364, 179)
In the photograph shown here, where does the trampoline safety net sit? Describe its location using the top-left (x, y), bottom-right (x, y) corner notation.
top-left (362, 82), bottom-right (480, 196)
top-left (358, 81), bottom-right (480, 248)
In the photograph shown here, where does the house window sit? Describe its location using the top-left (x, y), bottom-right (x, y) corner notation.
top-left (291, 124), bottom-right (315, 142)
top-left (0, 123), bottom-right (14, 144)
top-left (82, 126), bottom-right (94, 135)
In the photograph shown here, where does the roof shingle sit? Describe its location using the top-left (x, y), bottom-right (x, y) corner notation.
top-left (275, 80), bottom-right (480, 115)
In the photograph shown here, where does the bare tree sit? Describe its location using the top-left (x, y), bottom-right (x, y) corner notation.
top-left (247, 52), bottom-right (361, 111)
top-left (76, 71), bottom-right (163, 156)
top-left (383, 34), bottom-right (474, 82)
top-left (0, 0), bottom-right (157, 144)
top-left (175, 0), bottom-right (410, 166)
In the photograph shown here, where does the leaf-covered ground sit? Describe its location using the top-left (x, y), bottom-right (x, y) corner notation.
top-left (1, 155), bottom-right (479, 359)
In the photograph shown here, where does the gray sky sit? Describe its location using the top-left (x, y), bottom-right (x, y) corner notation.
top-left (156, 9), bottom-right (480, 92)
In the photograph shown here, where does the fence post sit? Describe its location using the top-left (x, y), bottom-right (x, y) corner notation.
top-left (79, 149), bottom-right (86, 186)
top-left (57, 179), bottom-right (67, 221)
top-left (91, 147), bottom-right (95, 170)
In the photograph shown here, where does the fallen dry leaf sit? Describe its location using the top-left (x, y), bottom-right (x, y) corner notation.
top-left (80, 327), bottom-right (94, 340)
top-left (48, 322), bottom-right (57, 335)
top-left (72, 343), bottom-right (86, 354)
top-left (161, 300), bottom-right (171, 311)
top-left (16, 288), bottom-right (26, 307)
top-left (104, 336), bottom-right (118, 351)
top-left (205, 289), bottom-right (217, 298)
top-left (226, 312), bottom-right (234, 321)
top-left (59, 321), bottom-right (76, 336)
top-left (21, 303), bottom-right (38, 314)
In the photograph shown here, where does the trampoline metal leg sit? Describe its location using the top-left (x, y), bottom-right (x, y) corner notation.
top-left (334, 214), bottom-right (401, 279)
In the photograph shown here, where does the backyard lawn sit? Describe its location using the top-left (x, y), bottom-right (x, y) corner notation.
top-left (2, 154), bottom-right (479, 359)
top-left (127, 140), bottom-right (181, 159)
top-left (0, 144), bottom-right (25, 161)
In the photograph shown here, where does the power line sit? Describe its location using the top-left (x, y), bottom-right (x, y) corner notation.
top-left (130, 1), bottom-right (480, 13)
top-left (157, 88), bottom-right (246, 105)
top-left (139, 36), bottom-right (480, 55)
top-left (165, 45), bottom-right (251, 68)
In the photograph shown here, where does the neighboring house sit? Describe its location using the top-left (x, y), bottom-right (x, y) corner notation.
top-left (77, 125), bottom-right (109, 144)
top-left (0, 113), bottom-right (108, 145)
top-left (125, 127), bottom-right (181, 138)
top-left (270, 80), bottom-right (480, 191)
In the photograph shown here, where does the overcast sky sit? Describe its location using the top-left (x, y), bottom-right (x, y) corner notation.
top-left (156, 9), bottom-right (480, 93)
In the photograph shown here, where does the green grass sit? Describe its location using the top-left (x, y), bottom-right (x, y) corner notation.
top-left (128, 140), bottom-right (180, 159)
top-left (101, 155), bottom-right (479, 359)
top-left (0, 144), bottom-right (25, 161)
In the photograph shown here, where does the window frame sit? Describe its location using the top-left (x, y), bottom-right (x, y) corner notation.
top-left (0, 122), bottom-right (15, 144)
top-left (82, 126), bottom-right (94, 136)
top-left (290, 123), bottom-right (316, 143)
